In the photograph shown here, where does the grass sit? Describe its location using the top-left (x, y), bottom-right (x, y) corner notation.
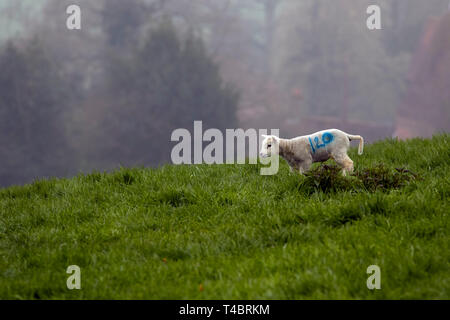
top-left (0, 134), bottom-right (449, 299)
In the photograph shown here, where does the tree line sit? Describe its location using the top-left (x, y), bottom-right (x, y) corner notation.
top-left (0, 0), bottom-right (238, 187)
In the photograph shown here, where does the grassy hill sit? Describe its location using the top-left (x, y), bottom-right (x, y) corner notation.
top-left (0, 134), bottom-right (449, 299)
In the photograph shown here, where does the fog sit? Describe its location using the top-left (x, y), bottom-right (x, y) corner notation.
top-left (0, 0), bottom-right (449, 187)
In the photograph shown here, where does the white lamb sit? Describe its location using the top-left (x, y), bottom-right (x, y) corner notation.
top-left (259, 129), bottom-right (364, 175)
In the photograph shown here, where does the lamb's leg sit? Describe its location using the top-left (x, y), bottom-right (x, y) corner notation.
top-left (290, 164), bottom-right (302, 174)
top-left (288, 163), bottom-right (303, 175)
top-left (299, 159), bottom-right (312, 174)
top-left (332, 153), bottom-right (354, 176)
top-left (287, 159), bottom-right (301, 174)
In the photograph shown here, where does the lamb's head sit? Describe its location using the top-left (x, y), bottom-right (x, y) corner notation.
top-left (260, 135), bottom-right (280, 158)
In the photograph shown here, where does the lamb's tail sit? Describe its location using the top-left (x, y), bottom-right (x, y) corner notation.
top-left (347, 134), bottom-right (364, 155)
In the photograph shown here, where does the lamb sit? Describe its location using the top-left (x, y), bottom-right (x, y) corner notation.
top-left (259, 129), bottom-right (364, 176)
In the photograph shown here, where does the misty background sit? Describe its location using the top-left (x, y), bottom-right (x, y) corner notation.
top-left (0, 0), bottom-right (449, 187)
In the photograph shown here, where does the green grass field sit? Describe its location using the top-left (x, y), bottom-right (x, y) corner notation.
top-left (0, 135), bottom-right (449, 299)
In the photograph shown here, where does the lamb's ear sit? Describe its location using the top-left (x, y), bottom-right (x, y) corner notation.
top-left (261, 134), bottom-right (268, 139)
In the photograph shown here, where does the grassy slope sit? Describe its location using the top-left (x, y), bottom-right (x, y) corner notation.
top-left (0, 135), bottom-right (449, 299)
